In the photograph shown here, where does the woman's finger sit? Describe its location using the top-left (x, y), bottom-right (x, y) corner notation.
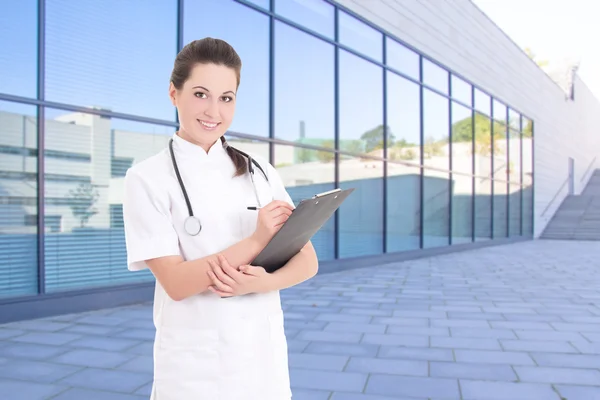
top-left (208, 286), bottom-right (234, 298)
top-left (210, 258), bottom-right (237, 287)
top-left (207, 264), bottom-right (233, 293)
top-left (218, 255), bottom-right (243, 281)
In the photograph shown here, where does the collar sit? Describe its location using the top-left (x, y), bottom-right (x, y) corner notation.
top-left (170, 132), bottom-right (228, 161)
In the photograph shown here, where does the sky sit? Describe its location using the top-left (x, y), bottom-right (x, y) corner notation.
top-left (472, 0), bottom-right (600, 99)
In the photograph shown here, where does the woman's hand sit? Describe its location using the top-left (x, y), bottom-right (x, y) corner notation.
top-left (251, 200), bottom-right (294, 247)
top-left (207, 254), bottom-right (273, 297)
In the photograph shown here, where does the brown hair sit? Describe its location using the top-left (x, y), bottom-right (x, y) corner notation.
top-left (170, 37), bottom-right (247, 176)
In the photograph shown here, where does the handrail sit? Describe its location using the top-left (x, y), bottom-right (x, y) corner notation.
top-left (540, 176), bottom-right (569, 217)
top-left (580, 156), bottom-right (597, 183)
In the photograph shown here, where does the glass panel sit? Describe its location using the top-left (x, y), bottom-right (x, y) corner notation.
top-left (0, 1), bottom-right (38, 98)
top-left (508, 183), bottom-right (522, 236)
top-left (0, 101), bottom-right (38, 298)
top-left (275, 22), bottom-right (334, 143)
top-left (246, 0), bottom-right (270, 9)
top-left (43, 108), bottom-right (173, 292)
top-left (423, 59), bottom-right (448, 95)
top-left (451, 102), bottom-right (473, 244)
top-left (46, 0), bottom-right (177, 121)
top-left (185, 0), bottom-right (269, 137)
top-left (474, 89), bottom-right (490, 116)
top-left (508, 128), bottom-right (521, 184)
top-left (522, 118), bottom-right (533, 236)
top-left (339, 155), bottom-right (383, 257)
top-left (492, 100), bottom-right (508, 182)
top-left (387, 164), bottom-right (421, 253)
top-left (423, 89), bottom-right (449, 248)
top-left (474, 113), bottom-right (492, 241)
top-left (274, 144), bottom-right (335, 261)
top-left (275, 0), bottom-right (334, 39)
top-left (451, 75), bottom-right (471, 106)
top-left (387, 72), bottom-right (420, 166)
top-left (386, 38), bottom-right (419, 80)
top-left (338, 11), bottom-right (382, 62)
top-left (492, 180), bottom-right (507, 239)
top-left (508, 108), bottom-right (520, 131)
top-left (339, 50), bottom-right (383, 155)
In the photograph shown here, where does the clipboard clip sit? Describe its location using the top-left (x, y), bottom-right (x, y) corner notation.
top-left (313, 188), bottom-right (342, 199)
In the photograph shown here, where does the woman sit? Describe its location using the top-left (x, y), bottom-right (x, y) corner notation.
top-left (122, 37), bottom-right (319, 400)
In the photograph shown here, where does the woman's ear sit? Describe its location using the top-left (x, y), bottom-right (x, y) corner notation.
top-left (169, 82), bottom-right (177, 106)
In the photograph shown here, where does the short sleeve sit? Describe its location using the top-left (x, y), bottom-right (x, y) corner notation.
top-left (265, 162), bottom-right (295, 208)
top-left (122, 168), bottom-right (181, 271)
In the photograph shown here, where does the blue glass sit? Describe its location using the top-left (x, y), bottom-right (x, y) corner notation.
top-left (508, 182), bottom-right (522, 237)
top-left (274, 0), bottom-right (334, 39)
top-left (522, 117), bottom-right (533, 236)
top-left (451, 102), bottom-right (473, 244)
top-left (184, 0), bottom-right (270, 138)
top-left (492, 99), bottom-right (508, 239)
top-left (274, 144), bottom-right (335, 261)
top-left (386, 38), bottom-right (419, 81)
top-left (474, 89), bottom-right (490, 116)
top-left (43, 108), bottom-right (172, 292)
top-left (474, 112), bottom-right (492, 241)
top-left (245, 0), bottom-right (270, 9)
top-left (275, 21), bottom-right (334, 142)
top-left (451, 75), bottom-right (472, 106)
top-left (422, 89), bottom-right (450, 248)
top-left (45, 0), bottom-right (177, 121)
top-left (423, 59), bottom-right (448, 95)
top-left (338, 11), bottom-right (382, 62)
top-left (0, 101), bottom-right (39, 298)
top-left (386, 72), bottom-right (421, 252)
top-left (0, 1), bottom-right (38, 98)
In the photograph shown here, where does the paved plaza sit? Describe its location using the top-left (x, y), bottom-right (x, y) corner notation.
top-left (1, 239), bottom-right (600, 400)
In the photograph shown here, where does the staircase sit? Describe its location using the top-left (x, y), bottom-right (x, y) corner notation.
top-left (541, 169), bottom-right (600, 240)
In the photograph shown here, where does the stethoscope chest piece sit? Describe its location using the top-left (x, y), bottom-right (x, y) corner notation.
top-left (184, 216), bottom-right (202, 236)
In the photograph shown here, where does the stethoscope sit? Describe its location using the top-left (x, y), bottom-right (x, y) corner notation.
top-left (168, 138), bottom-right (269, 236)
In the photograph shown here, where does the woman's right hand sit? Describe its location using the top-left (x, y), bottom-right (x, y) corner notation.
top-left (252, 200), bottom-right (294, 247)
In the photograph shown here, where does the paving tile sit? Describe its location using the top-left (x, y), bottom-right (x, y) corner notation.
top-left (514, 366), bottom-right (600, 385)
top-left (74, 315), bottom-right (130, 326)
top-left (365, 375), bottom-right (460, 399)
top-left (459, 379), bottom-right (560, 400)
top-left (431, 336), bottom-right (501, 350)
top-left (490, 321), bottom-right (553, 330)
top-left (0, 378), bottom-right (68, 400)
top-left (530, 352), bottom-right (600, 369)
top-left (386, 326), bottom-right (449, 336)
top-left (377, 346), bottom-right (454, 362)
top-left (431, 319), bottom-right (491, 328)
top-left (133, 382), bottom-right (153, 397)
top-left (571, 341), bottom-right (600, 354)
top-left (66, 336), bottom-right (141, 352)
top-left (52, 348), bottom-right (135, 369)
top-left (315, 313), bottom-right (372, 324)
top-left (341, 308), bottom-right (393, 317)
top-left (551, 322), bottom-right (600, 332)
top-left (304, 342), bottom-right (379, 357)
top-left (555, 384), bottom-right (600, 400)
top-left (51, 387), bottom-right (147, 400)
top-left (330, 393), bottom-right (423, 400)
top-left (324, 322), bottom-right (385, 334)
top-left (289, 369), bottom-right (367, 392)
top-left (61, 324), bottom-right (123, 336)
top-left (10, 332), bottom-right (81, 346)
top-left (291, 388), bottom-right (332, 400)
top-left (344, 357), bottom-right (428, 376)
top-left (430, 361), bottom-right (517, 381)
top-left (454, 350), bottom-right (535, 365)
top-left (284, 320), bottom-right (329, 331)
top-left (0, 342), bottom-right (66, 360)
top-left (515, 330), bottom-right (586, 341)
top-left (371, 317), bottom-right (428, 327)
top-left (500, 339), bottom-right (578, 353)
top-left (0, 328), bottom-right (26, 340)
top-left (58, 368), bottom-right (152, 393)
top-left (0, 359), bottom-right (81, 383)
top-left (116, 355), bottom-right (153, 373)
top-left (288, 353), bottom-right (349, 371)
top-left (6, 320), bottom-right (73, 332)
top-left (113, 329), bottom-right (156, 341)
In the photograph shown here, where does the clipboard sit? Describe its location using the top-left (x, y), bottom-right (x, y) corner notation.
top-left (251, 187), bottom-right (355, 273)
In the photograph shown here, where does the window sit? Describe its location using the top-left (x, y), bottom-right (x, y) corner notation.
top-left (386, 38), bottom-right (419, 81)
top-left (0, 101), bottom-right (39, 297)
top-left (275, 0), bottom-right (334, 39)
top-left (246, 0), bottom-right (270, 9)
top-left (43, 108), bottom-right (173, 292)
top-left (0, 1), bottom-right (38, 98)
top-left (274, 144), bottom-right (335, 261)
top-left (508, 182), bottom-right (522, 237)
top-left (423, 59), bottom-right (448, 95)
top-left (508, 110), bottom-right (522, 237)
top-left (423, 89), bottom-right (450, 248)
top-left (522, 117), bottom-right (533, 236)
top-left (474, 113), bottom-right (492, 241)
top-left (474, 89), bottom-right (490, 117)
top-left (451, 102), bottom-right (473, 244)
top-left (338, 11), bottom-right (382, 62)
top-left (386, 72), bottom-right (421, 252)
top-left (275, 22), bottom-right (334, 143)
top-left (492, 99), bottom-right (507, 238)
top-left (451, 75), bottom-right (472, 106)
top-left (339, 50), bottom-right (383, 257)
top-left (45, 0), bottom-right (177, 121)
top-left (184, 0), bottom-right (270, 138)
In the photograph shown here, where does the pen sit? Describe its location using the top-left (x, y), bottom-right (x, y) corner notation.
top-left (247, 206), bottom-right (261, 210)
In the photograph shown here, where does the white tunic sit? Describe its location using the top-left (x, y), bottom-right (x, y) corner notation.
top-left (122, 133), bottom-right (293, 400)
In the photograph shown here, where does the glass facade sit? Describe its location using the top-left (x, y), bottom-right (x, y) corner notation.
top-left (0, 0), bottom-right (534, 300)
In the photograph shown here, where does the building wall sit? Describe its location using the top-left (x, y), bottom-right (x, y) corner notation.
top-left (336, 0), bottom-right (600, 237)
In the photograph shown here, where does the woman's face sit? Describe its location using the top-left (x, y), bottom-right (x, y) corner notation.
top-left (170, 63), bottom-right (237, 151)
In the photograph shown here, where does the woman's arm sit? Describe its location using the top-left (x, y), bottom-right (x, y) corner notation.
top-left (264, 241), bottom-right (319, 291)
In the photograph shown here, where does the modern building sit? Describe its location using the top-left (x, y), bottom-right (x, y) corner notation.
top-left (1, 0), bottom-right (598, 322)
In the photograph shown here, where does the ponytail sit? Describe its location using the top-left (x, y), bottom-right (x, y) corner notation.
top-left (220, 136), bottom-right (248, 177)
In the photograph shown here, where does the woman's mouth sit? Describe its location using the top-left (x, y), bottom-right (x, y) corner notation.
top-left (198, 119), bottom-right (220, 130)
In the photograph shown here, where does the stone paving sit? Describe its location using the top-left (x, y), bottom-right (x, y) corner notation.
top-left (1, 239), bottom-right (600, 400)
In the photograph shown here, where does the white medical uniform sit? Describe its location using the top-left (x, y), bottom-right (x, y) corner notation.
top-left (122, 133), bottom-right (293, 400)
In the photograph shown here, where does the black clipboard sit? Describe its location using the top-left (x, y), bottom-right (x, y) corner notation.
top-left (251, 187), bottom-right (355, 273)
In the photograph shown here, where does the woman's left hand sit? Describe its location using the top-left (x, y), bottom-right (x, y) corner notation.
top-left (207, 254), bottom-right (273, 297)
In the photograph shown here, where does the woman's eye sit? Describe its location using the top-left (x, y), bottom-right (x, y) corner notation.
top-left (222, 96), bottom-right (233, 102)
top-left (194, 92), bottom-right (206, 99)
